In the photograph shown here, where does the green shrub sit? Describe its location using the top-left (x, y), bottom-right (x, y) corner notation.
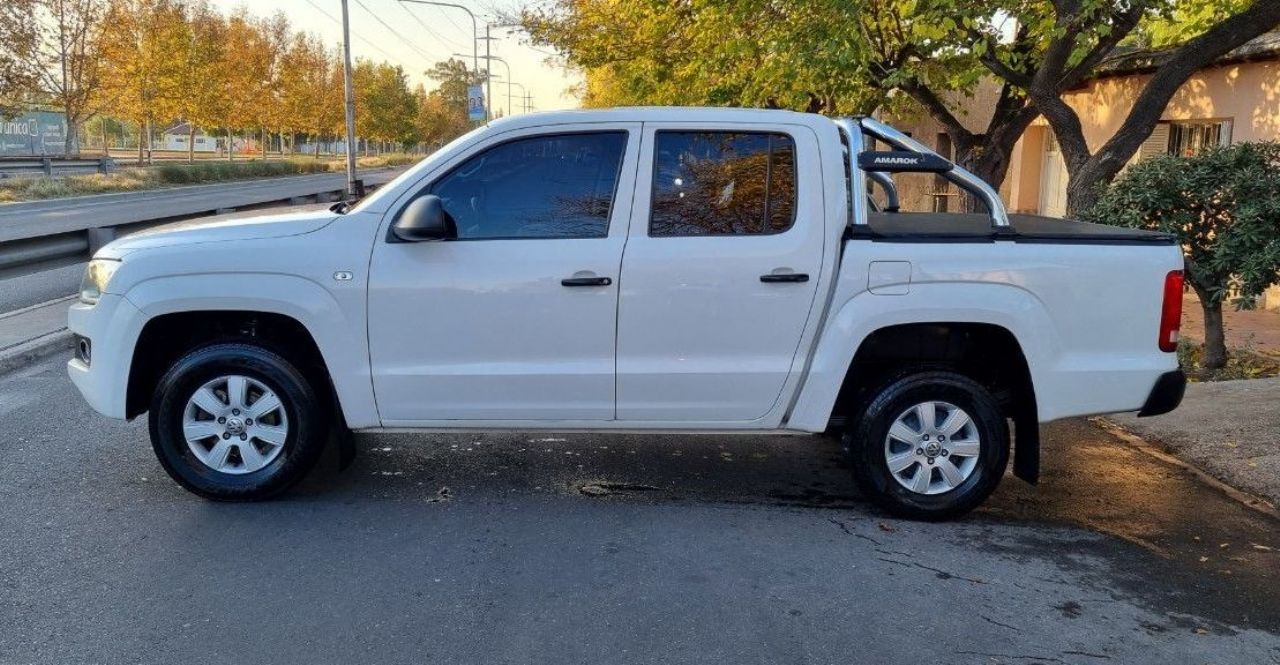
top-left (1082, 142), bottom-right (1280, 369)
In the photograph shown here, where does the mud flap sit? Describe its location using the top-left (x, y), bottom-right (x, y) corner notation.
top-left (333, 426), bottom-right (356, 471)
top-left (329, 396), bottom-right (356, 471)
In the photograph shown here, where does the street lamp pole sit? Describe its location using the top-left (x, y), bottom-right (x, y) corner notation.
top-left (339, 0), bottom-right (360, 197)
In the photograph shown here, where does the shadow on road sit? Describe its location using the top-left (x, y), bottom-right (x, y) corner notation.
top-left (286, 418), bottom-right (1280, 636)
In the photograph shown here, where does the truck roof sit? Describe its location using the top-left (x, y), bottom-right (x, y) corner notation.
top-left (482, 106), bottom-right (839, 133)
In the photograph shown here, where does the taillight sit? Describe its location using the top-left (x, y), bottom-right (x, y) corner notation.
top-left (1158, 270), bottom-right (1184, 352)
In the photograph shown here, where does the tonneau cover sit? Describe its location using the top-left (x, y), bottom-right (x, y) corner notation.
top-left (852, 212), bottom-right (1177, 245)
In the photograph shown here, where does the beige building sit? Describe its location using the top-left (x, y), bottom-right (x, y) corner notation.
top-left (888, 33), bottom-right (1280, 217)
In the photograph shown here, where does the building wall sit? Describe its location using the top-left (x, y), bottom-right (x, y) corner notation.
top-left (1064, 59), bottom-right (1280, 151)
top-left (880, 81), bottom-right (1008, 213)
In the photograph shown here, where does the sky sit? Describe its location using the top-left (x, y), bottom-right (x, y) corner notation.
top-left (206, 0), bottom-right (582, 115)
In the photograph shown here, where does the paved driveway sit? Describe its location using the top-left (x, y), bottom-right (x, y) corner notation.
top-left (2, 354), bottom-right (1278, 665)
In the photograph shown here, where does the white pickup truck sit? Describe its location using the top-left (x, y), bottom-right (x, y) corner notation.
top-left (67, 108), bottom-right (1186, 519)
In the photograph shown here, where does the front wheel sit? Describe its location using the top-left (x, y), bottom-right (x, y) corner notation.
top-left (148, 343), bottom-right (329, 500)
top-left (845, 370), bottom-right (1009, 521)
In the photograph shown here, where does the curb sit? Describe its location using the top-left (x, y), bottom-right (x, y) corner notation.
top-left (1093, 417), bottom-right (1279, 519)
top-left (0, 328), bottom-right (73, 377)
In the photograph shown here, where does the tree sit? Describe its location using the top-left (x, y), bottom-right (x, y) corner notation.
top-left (413, 82), bottom-right (467, 148)
top-left (256, 11), bottom-right (290, 157)
top-left (418, 58), bottom-right (483, 146)
top-left (280, 34), bottom-right (337, 157)
top-left (98, 0), bottom-right (187, 164)
top-left (0, 0), bottom-right (41, 115)
top-left (523, 1), bottom-right (878, 112)
top-left (177, 0), bottom-right (225, 163)
top-left (1082, 142), bottom-right (1280, 369)
top-left (213, 8), bottom-right (271, 160)
top-left (354, 61), bottom-right (417, 152)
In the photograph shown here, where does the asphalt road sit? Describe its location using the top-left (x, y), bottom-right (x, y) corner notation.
top-left (0, 262), bottom-right (82, 313)
top-left (2, 353), bottom-right (1278, 664)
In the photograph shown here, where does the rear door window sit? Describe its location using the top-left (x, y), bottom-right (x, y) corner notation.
top-left (649, 131), bottom-right (797, 237)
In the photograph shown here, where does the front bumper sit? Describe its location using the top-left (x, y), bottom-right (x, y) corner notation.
top-left (1137, 369), bottom-right (1187, 417)
top-left (67, 294), bottom-right (146, 419)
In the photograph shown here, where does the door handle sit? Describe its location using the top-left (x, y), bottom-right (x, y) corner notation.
top-left (561, 276), bottom-right (613, 287)
top-left (760, 273), bottom-right (809, 283)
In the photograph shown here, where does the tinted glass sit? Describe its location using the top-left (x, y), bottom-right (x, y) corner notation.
top-left (429, 132), bottom-right (627, 239)
top-left (650, 131), bottom-right (797, 236)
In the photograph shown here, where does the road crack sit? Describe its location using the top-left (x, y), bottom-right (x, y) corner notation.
top-left (956, 651), bottom-right (1062, 663)
top-left (978, 614), bottom-right (1019, 631)
top-left (876, 556), bottom-right (987, 584)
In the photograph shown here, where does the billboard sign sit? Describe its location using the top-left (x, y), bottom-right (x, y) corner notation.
top-left (0, 111), bottom-right (67, 156)
top-left (467, 85), bottom-right (486, 122)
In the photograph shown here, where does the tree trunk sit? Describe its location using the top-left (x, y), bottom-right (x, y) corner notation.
top-left (101, 120), bottom-right (108, 157)
top-left (1199, 296), bottom-right (1228, 370)
top-left (66, 117), bottom-right (81, 158)
top-left (136, 120), bottom-right (144, 166)
top-left (227, 128), bottom-right (234, 161)
top-left (188, 125), bottom-right (196, 164)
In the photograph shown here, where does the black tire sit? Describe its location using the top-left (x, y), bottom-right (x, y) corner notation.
top-left (844, 370), bottom-right (1009, 521)
top-left (148, 343), bottom-right (328, 500)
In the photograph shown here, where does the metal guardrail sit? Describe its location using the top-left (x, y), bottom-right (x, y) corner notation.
top-left (0, 156), bottom-right (116, 178)
top-left (0, 170), bottom-right (400, 279)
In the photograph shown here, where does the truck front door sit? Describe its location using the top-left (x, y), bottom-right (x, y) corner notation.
top-left (367, 125), bottom-right (641, 423)
top-left (615, 124), bottom-right (827, 422)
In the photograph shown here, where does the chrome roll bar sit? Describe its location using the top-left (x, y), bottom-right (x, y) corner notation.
top-left (847, 116), bottom-right (1010, 227)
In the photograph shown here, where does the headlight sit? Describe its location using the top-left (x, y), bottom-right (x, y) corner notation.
top-left (79, 259), bottom-right (121, 304)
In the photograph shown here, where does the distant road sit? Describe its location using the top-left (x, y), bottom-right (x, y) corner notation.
top-left (0, 168), bottom-right (405, 243)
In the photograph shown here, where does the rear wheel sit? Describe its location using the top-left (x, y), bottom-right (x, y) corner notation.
top-left (845, 370), bottom-right (1008, 520)
top-left (148, 343), bottom-right (328, 500)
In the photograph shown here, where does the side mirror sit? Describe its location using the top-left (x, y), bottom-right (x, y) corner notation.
top-left (391, 194), bottom-right (455, 242)
top-left (857, 151), bottom-right (954, 173)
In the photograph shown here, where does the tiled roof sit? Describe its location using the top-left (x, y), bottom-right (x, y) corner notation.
top-left (1091, 31), bottom-right (1280, 80)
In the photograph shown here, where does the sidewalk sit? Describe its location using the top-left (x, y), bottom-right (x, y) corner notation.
top-left (1181, 292), bottom-right (1280, 357)
top-left (0, 296), bottom-right (75, 375)
top-left (1107, 377), bottom-right (1280, 507)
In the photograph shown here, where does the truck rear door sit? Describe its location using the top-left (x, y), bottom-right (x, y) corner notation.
top-left (615, 123), bottom-right (827, 422)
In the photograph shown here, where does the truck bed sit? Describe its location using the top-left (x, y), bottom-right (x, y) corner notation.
top-left (852, 212), bottom-right (1177, 245)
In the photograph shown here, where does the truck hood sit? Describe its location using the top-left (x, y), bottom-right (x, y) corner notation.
top-left (97, 209), bottom-right (338, 258)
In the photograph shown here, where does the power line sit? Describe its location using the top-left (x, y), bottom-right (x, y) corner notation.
top-left (396, 1), bottom-right (471, 54)
top-left (302, 0), bottom-right (399, 61)
top-left (352, 0), bottom-right (452, 66)
top-left (431, 3), bottom-right (469, 39)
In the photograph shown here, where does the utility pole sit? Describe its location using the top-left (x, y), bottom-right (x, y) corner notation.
top-left (339, 0), bottom-right (360, 198)
top-left (484, 24), bottom-right (493, 120)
